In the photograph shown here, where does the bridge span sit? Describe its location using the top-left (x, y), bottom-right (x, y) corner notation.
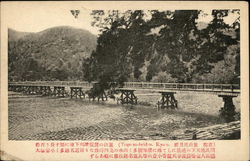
top-left (8, 81), bottom-right (240, 94)
top-left (8, 81), bottom-right (240, 120)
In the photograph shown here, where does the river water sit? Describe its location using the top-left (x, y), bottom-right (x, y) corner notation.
top-left (8, 91), bottom-right (240, 140)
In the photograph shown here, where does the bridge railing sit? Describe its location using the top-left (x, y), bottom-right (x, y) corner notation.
top-left (123, 82), bottom-right (240, 92)
top-left (9, 81), bottom-right (240, 93)
top-left (9, 81), bottom-right (95, 87)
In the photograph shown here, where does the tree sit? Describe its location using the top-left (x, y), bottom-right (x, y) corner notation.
top-left (87, 10), bottom-right (151, 89)
top-left (85, 9), bottom-right (240, 91)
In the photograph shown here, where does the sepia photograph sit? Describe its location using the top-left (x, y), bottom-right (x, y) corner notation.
top-left (1, 1), bottom-right (249, 161)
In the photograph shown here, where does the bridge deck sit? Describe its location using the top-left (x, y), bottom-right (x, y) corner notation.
top-left (117, 88), bottom-right (240, 96)
top-left (9, 81), bottom-right (240, 96)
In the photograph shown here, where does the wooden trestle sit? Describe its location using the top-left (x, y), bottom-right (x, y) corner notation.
top-left (70, 87), bottom-right (85, 99)
top-left (157, 91), bottom-right (178, 109)
top-left (8, 83), bottom-right (240, 119)
top-left (39, 86), bottom-right (53, 96)
top-left (52, 86), bottom-right (67, 97)
top-left (9, 85), bottom-right (55, 96)
top-left (23, 86), bottom-right (39, 95)
top-left (118, 89), bottom-right (138, 105)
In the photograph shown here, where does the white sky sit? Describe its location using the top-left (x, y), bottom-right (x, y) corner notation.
top-left (4, 3), bottom-right (239, 35)
top-left (4, 2), bottom-right (100, 35)
top-left (197, 9), bottom-right (239, 25)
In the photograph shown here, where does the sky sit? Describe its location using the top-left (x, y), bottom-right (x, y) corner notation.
top-left (4, 3), bottom-right (239, 36)
top-left (4, 2), bottom-right (100, 35)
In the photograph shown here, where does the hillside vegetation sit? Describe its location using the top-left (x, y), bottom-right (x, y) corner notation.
top-left (8, 26), bottom-right (97, 81)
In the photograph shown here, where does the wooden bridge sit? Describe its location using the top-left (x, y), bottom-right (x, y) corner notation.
top-left (123, 82), bottom-right (240, 94)
top-left (8, 81), bottom-right (240, 92)
top-left (8, 81), bottom-right (240, 119)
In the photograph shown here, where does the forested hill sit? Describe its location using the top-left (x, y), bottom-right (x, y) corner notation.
top-left (8, 26), bottom-right (97, 81)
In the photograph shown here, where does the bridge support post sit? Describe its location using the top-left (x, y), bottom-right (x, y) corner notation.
top-left (27, 86), bottom-right (36, 95)
top-left (218, 95), bottom-right (237, 122)
top-left (70, 87), bottom-right (85, 99)
top-left (35, 86), bottom-right (41, 94)
top-left (118, 89), bottom-right (137, 105)
top-left (35, 86), bottom-right (43, 95)
top-left (18, 85), bottom-right (24, 93)
top-left (11, 85), bottom-right (15, 92)
top-left (16, 85), bottom-right (23, 92)
top-left (30, 86), bottom-right (36, 94)
top-left (23, 86), bottom-right (31, 94)
top-left (42, 86), bottom-right (52, 96)
top-left (27, 86), bottom-right (33, 94)
top-left (157, 92), bottom-right (178, 109)
top-left (39, 86), bottom-right (45, 95)
top-left (52, 86), bottom-right (67, 97)
top-left (32, 86), bottom-right (39, 95)
top-left (12, 85), bottom-right (18, 92)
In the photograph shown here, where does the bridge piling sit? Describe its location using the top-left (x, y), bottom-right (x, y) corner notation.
top-left (218, 95), bottom-right (237, 122)
top-left (41, 86), bottom-right (53, 96)
top-left (52, 86), bottom-right (67, 97)
top-left (157, 92), bottom-right (178, 109)
top-left (70, 87), bottom-right (85, 99)
top-left (118, 89), bottom-right (137, 105)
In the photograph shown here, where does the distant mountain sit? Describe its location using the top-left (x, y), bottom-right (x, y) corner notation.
top-left (8, 28), bottom-right (32, 41)
top-left (8, 26), bottom-right (97, 81)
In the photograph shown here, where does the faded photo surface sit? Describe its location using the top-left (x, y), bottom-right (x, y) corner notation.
top-left (1, 1), bottom-right (249, 161)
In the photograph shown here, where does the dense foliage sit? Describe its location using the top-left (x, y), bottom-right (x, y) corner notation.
top-left (83, 10), bottom-right (240, 89)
